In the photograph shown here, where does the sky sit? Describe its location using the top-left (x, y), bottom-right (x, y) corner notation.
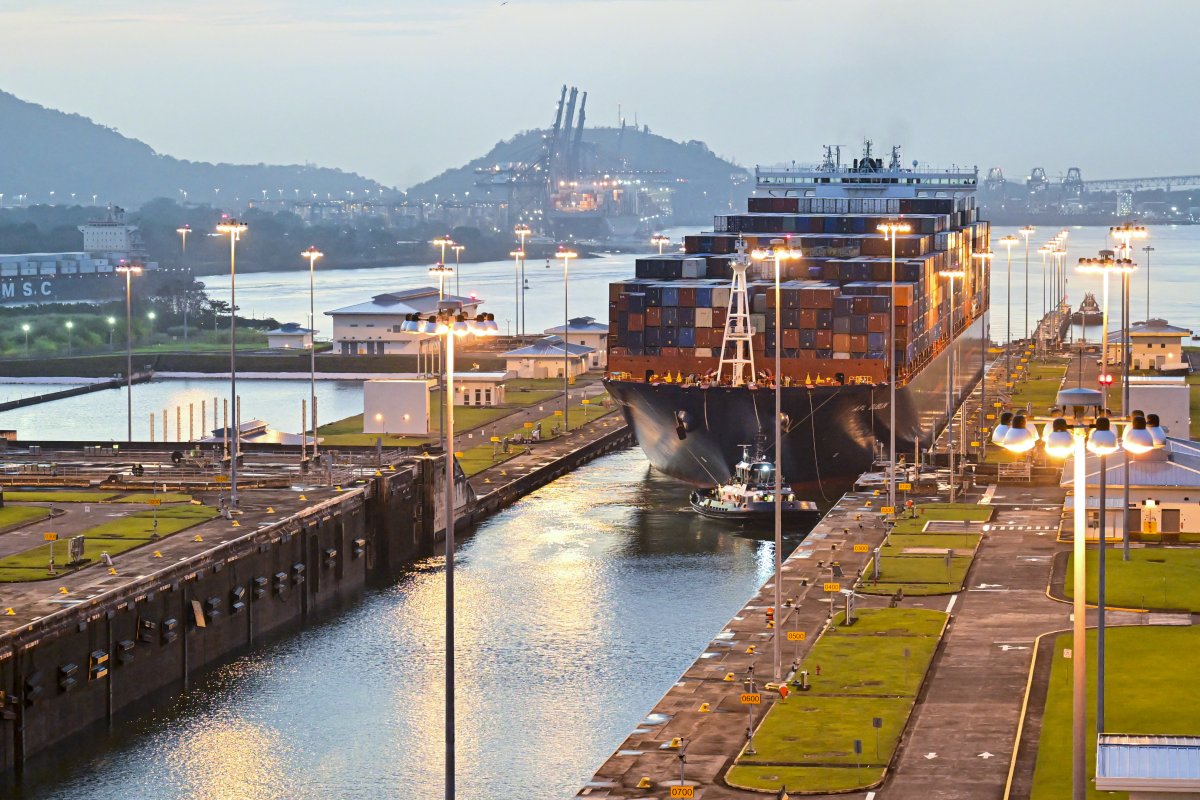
top-left (1, 0), bottom-right (1197, 189)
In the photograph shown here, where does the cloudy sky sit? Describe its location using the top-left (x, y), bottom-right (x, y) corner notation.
top-left (2, 0), bottom-right (1195, 188)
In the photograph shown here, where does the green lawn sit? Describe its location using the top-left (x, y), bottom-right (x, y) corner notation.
top-left (891, 503), bottom-right (993, 534)
top-left (860, 508), bottom-right (983, 596)
top-left (0, 504), bottom-right (218, 582)
top-left (5, 490), bottom-right (118, 503)
top-left (985, 361), bottom-right (1068, 463)
top-left (115, 492), bottom-right (194, 504)
top-left (459, 394), bottom-right (617, 477)
top-left (725, 608), bottom-right (946, 794)
top-left (0, 505), bottom-right (52, 531)
top-left (1065, 548), bottom-right (1200, 612)
top-left (1031, 627), bottom-right (1200, 799)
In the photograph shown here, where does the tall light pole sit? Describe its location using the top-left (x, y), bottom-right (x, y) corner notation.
top-left (107, 316), bottom-right (117, 350)
top-left (878, 221), bottom-right (911, 514)
top-left (998, 235), bottom-right (1019, 383)
top-left (116, 263), bottom-right (142, 443)
top-left (430, 262), bottom-right (453, 302)
top-left (431, 235), bottom-right (453, 271)
top-left (1110, 225), bottom-right (1147, 563)
top-left (651, 233), bottom-right (670, 255)
top-left (971, 251), bottom-right (993, 457)
top-left (65, 321), bottom-right (73, 356)
top-left (555, 247), bottom-right (578, 433)
top-left (400, 309), bottom-right (499, 800)
top-left (21, 323), bottom-right (30, 357)
top-left (514, 224), bottom-right (531, 335)
top-left (451, 243), bottom-right (465, 296)
top-left (1019, 225), bottom-right (1035, 342)
top-left (1142, 244), bottom-right (1155, 320)
top-left (302, 246), bottom-right (323, 458)
top-left (176, 224), bottom-right (192, 342)
top-left (216, 219), bottom-right (248, 506)
top-left (176, 224), bottom-right (191, 257)
top-left (939, 268), bottom-right (965, 502)
top-left (510, 249), bottom-right (524, 335)
top-left (752, 238), bottom-right (801, 683)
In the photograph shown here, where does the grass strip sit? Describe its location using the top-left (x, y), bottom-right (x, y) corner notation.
top-left (724, 608), bottom-right (946, 794)
top-left (4, 491), bottom-right (118, 503)
top-left (0, 505), bottom-right (52, 531)
top-left (1065, 548), bottom-right (1200, 612)
top-left (115, 492), bottom-right (193, 504)
top-left (1031, 627), bottom-right (1200, 799)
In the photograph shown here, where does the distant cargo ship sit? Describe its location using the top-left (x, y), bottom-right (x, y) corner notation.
top-left (0, 207), bottom-right (181, 306)
top-left (603, 143), bottom-right (990, 493)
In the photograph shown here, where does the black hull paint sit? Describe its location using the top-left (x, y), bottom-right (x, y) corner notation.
top-left (605, 316), bottom-right (987, 493)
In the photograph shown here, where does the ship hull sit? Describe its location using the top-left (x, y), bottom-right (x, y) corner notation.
top-left (0, 270), bottom-right (181, 307)
top-left (605, 316), bottom-right (987, 493)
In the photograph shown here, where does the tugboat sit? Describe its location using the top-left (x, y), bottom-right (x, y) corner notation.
top-left (689, 443), bottom-right (819, 522)
top-left (1071, 292), bottom-right (1103, 325)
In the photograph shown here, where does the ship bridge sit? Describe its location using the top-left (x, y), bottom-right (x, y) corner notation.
top-left (756, 143), bottom-right (977, 199)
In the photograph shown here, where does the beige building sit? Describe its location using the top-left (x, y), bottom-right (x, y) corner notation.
top-left (502, 337), bottom-right (593, 379)
top-left (453, 373), bottom-right (507, 407)
top-left (1063, 438), bottom-right (1200, 540)
top-left (1113, 319), bottom-right (1192, 373)
top-left (265, 323), bottom-right (314, 350)
top-left (543, 316), bottom-right (609, 370)
top-left (326, 288), bottom-right (481, 356)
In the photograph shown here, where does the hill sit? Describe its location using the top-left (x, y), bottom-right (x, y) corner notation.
top-left (407, 125), bottom-right (750, 224)
top-left (0, 90), bottom-right (387, 207)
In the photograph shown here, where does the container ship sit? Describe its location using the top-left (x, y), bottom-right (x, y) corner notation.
top-left (603, 143), bottom-right (990, 493)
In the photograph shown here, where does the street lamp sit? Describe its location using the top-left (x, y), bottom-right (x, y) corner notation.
top-left (998, 390), bottom-right (1164, 800)
top-left (651, 233), bottom-right (670, 255)
top-left (555, 247), bottom-right (578, 433)
top-left (1141, 245), bottom-right (1155, 320)
top-left (400, 309), bottom-right (500, 800)
top-left (751, 238), bottom-right (801, 683)
top-left (116, 262), bottom-right (143, 442)
top-left (20, 323), bottom-right (30, 357)
top-left (878, 221), bottom-right (911, 515)
top-left (64, 320), bottom-right (73, 356)
top-left (176, 224), bottom-right (191, 257)
top-left (514, 224), bottom-right (531, 335)
top-left (430, 262), bottom-right (454, 302)
top-left (997, 234), bottom-right (1019, 383)
top-left (1038, 244), bottom-right (1053, 331)
top-left (938, 268), bottom-right (965, 502)
top-left (1019, 225), bottom-right (1035, 342)
top-left (431, 235), bottom-right (454, 268)
top-left (215, 218), bottom-right (248, 506)
top-left (972, 251), bottom-right (994, 457)
top-left (1077, 256), bottom-right (1136, 407)
top-left (302, 246), bottom-right (324, 458)
top-left (107, 316), bottom-right (116, 349)
top-left (509, 249), bottom-right (524, 335)
top-left (451, 243), bottom-right (465, 296)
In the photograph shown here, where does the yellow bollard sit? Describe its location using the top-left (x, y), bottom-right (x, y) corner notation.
top-left (153, 551), bottom-right (163, 558)
top-left (193, 535), bottom-right (203, 542)
top-left (636, 778), bottom-right (652, 789)
top-left (698, 702), bottom-right (711, 713)
top-left (723, 672), bottom-right (736, 682)
top-left (58, 587), bottom-right (69, 595)
top-left (232, 520), bottom-right (240, 527)
top-left (266, 507), bottom-right (275, 514)
top-left (108, 567), bottom-right (118, 576)
top-left (746, 645), bottom-right (756, 654)
top-left (299, 494), bottom-right (308, 501)
top-left (4, 608), bottom-right (13, 616)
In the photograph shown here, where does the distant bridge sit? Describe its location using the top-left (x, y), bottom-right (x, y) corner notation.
top-left (1081, 174), bottom-right (1200, 193)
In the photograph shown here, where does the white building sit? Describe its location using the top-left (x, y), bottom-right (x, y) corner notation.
top-left (363, 379), bottom-right (430, 435)
top-left (1129, 376), bottom-right (1191, 438)
top-left (325, 288), bottom-right (481, 356)
top-left (1063, 438), bottom-right (1200, 540)
top-left (454, 373), bottom-right (507, 407)
top-left (543, 316), bottom-right (609, 370)
top-left (502, 336), bottom-right (593, 379)
top-left (266, 322), bottom-right (315, 350)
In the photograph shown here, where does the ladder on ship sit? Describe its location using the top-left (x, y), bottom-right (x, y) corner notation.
top-left (717, 238), bottom-right (756, 386)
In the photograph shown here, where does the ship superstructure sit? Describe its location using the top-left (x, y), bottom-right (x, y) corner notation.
top-left (604, 143), bottom-right (991, 490)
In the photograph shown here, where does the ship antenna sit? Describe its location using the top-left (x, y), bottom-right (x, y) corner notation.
top-left (890, 145), bottom-right (902, 171)
top-left (716, 238), bottom-right (757, 387)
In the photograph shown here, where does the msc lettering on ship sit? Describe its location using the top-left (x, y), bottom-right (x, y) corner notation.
top-left (1, 282), bottom-right (53, 299)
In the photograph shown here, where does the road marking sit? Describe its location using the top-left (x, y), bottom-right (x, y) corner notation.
top-left (980, 484), bottom-right (997, 504)
top-left (998, 644), bottom-right (1029, 651)
top-left (976, 583), bottom-right (1003, 589)
top-left (979, 751), bottom-right (995, 759)
top-left (865, 793), bottom-right (876, 800)
top-left (945, 594), bottom-right (958, 613)
top-left (924, 752), bottom-right (938, 760)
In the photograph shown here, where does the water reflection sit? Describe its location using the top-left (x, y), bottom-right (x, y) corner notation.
top-left (13, 448), bottom-right (780, 800)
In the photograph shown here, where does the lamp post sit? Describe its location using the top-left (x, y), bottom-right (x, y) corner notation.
top-left (176, 224), bottom-right (191, 257)
top-left (107, 316), bottom-right (116, 350)
top-left (430, 262), bottom-right (454, 302)
top-left (216, 219), bottom-right (248, 506)
top-left (431, 235), bottom-right (453, 270)
top-left (451, 243), bottom-right (465, 296)
top-left (651, 233), bottom-right (670, 255)
top-left (515, 224), bottom-right (531, 334)
top-left (21, 323), bottom-right (30, 357)
top-left (1078, 256), bottom-right (1135, 408)
top-left (1019, 225), bottom-right (1035, 343)
top-left (939, 269), bottom-right (965, 502)
top-left (400, 309), bottom-right (500, 800)
top-left (65, 321), bottom-right (73, 356)
top-left (1038, 245), bottom-right (1052, 333)
top-left (1142, 245), bottom-right (1155, 320)
top-left (302, 246), bottom-right (323, 458)
top-left (510, 249), bottom-right (524, 336)
top-left (176, 225), bottom-right (192, 343)
top-left (878, 221), bottom-right (911, 514)
top-left (116, 262), bottom-right (142, 442)
top-left (998, 235), bottom-right (1019, 383)
top-left (555, 247), bottom-right (578, 433)
top-left (752, 238), bottom-right (802, 683)
top-left (972, 251), bottom-right (994, 457)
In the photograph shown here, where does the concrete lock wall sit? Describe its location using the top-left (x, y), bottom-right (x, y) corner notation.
top-left (0, 460), bottom-right (446, 774)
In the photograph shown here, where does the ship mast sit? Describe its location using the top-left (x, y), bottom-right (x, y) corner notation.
top-left (716, 238), bottom-right (756, 386)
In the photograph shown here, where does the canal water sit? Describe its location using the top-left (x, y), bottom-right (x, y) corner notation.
top-left (11, 447), bottom-right (792, 800)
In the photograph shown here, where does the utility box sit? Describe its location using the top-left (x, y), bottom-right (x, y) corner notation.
top-left (363, 380), bottom-right (431, 436)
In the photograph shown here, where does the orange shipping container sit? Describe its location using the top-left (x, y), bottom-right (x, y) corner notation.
top-left (646, 307), bottom-right (662, 327)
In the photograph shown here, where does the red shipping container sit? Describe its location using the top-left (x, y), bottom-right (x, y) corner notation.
top-left (851, 297), bottom-right (871, 314)
top-left (800, 308), bottom-right (818, 328)
top-left (782, 329), bottom-right (800, 349)
top-left (678, 287), bottom-right (697, 307)
top-left (617, 295), bottom-right (630, 312)
top-left (833, 333), bottom-right (852, 351)
top-left (627, 313), bottom-right (645, 332)
top-left (712, 307), bottom-right (728, 328)
top-left (867, 313), bottom-right (888, 333)
top-left (815, 330), bottom-right (833, 348)
top-left (850, 334), bottom-right (868, 351)
top-left (646, 307), bottom-right (662, 327)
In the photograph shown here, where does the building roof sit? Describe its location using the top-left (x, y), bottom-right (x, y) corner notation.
top-left (1062, 437), bottom-right (1200, 490)
top-left (543, 316), bottom-right (610, 335)
top-left (266, 322), bottom-right (315, 335)
top-left (1122, 319), bottom-right (1193, 337)
top-left (325, 287), bottom-right (480, 317)
top-left (502, 336), bottom-right (594, 359)
top-left (1096, 734), bottom-right (1200, 792)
